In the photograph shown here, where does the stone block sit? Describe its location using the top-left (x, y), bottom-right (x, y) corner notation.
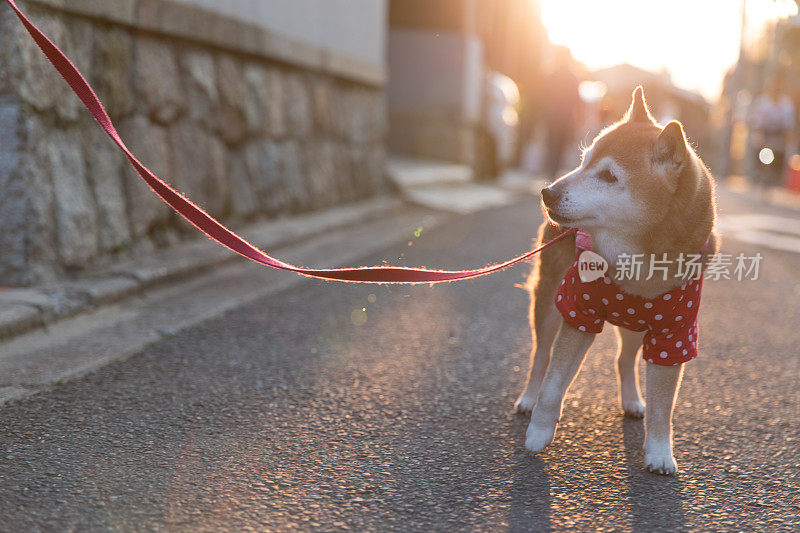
top-left (216, 56), bottom-right (248, 145)
top-left (367, 144), bottom-right (388, 194)
top-left (285, 72), bottom-right (312, 139)
top-left (0, 10), bottom-right (23, 95)
top-left (83, 121), bottom-right (131, 252)
top-left (243, 139), bottom-right (285, 214)
top-left (329, 82), bottom-right (347, 140)
top-left (306, 140), bottom-right (337, 208)
top-left (16, 12), bottom-right (96, 122)
top-left (311, 78), bottom-right (334, 135)
top-left (228, 150), bottom-right (258, 219)
top-left (279, 141), bottom-right (309, 211)
top-left (368, 92), bottom-right (389, 142)
top-left (242, 64), bottom-right (266, 137)
top-left (0, 97), bottom-right (27, 286)
top-left (17, 10), bottom-right (66, 113)
top-left (331, 84), bottom-right (380, 145)
top-left (243, 63), bottom-right (288, 139)
top-left (48, 128), bottom-right (99, 269)
top-left (333, 141), bottom-right (355, 202)
top-left (95, 26), bottom-right (136, 120)
top-left (354, 88), bottom-right (386, 145)
top-left (59, 16), bottom-right (96, 122)
top-left (19, 116), bottom-right (58, 284)
top-left (180, 48), bottom-right (219, 131)
top-left (341, 88), bottom-right (371, 145)
top-left (263, 67), bottom-right (287, 139)
top-left (135, 36), bottom-right (183, 125)
top-left (207, 134), bottom-right (230, 216)
top-left (349, 145), bottom-right (370, 197)
top-left (170, 121), bottom-right (230, 218)
top-left (118, 115), bottom-right (173, 237)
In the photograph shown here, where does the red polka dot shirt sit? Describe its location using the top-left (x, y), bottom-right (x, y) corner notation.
top-left (555, 232), bottom-right (703, 366)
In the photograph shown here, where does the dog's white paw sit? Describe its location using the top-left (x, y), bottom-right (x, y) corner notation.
top-left (622, 398), bottom-right (645, 419)
top-left (514, 393), bottom-right (537, 414)
top-left (525, 421), bottom-right (557, 453)
top-left (644, 443), bottom-right (677, 475)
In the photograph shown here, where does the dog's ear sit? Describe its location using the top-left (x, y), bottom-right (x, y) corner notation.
top-left (625, 86), bottom-right (654, 123)
top-left (652, 121), bottom-right (689, 173)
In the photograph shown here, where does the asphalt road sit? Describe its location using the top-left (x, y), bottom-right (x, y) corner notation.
top-left (0, 189), bottom-right (798, 531)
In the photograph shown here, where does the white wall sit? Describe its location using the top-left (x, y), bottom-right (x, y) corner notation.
top-left (173, 0), bottom-right (387, 68)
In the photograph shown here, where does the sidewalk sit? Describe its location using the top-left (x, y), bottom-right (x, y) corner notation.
top-left (0, 160), bottom-right (546, 344)
top-left (387, 157), bottom-right (544, 215)
top-left (0, 198), bottom-right (400, 341)
top-left (0, 198), bottom-right (455, 404)
top-left (0, 157), bottom-right (544, 405)
top-left (725, 175), bottom-right (800, 212)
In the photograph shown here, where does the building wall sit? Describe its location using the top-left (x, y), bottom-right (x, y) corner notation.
top-left (0, 0), bottom-right (388, 286)
top-left (387, 29), bottom-right (483, 163)
top-left (386, 0), bottom-right (484, 164)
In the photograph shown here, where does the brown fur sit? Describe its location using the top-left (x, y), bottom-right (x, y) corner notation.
top-left (517, 86), bottom-right (719, 416)
top-left (530, 89), bottom-right (720, 301)
top-left (517, 88), bottom-right (720, 474)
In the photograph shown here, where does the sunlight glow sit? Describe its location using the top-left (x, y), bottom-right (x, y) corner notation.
top-left (540, 0), bottom-right (799, 100)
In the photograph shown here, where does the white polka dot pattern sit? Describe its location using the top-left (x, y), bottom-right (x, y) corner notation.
top-left (554, 250), bottom-right (704, 367)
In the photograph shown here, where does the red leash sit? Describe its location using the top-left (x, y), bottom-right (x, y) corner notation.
top-left (4, 0), bottom-right (575, 284)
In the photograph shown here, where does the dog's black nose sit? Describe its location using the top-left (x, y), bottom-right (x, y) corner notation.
top-left (541, 186), bottom-right (560, 207)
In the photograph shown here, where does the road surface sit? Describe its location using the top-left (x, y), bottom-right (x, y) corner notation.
top-left (0, 188), bottom-right (798, 531)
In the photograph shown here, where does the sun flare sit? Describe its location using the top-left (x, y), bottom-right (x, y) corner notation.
top-left (539, 0), bottom-right (799, 100)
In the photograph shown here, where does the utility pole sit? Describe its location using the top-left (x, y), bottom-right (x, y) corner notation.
top-left (721, 0), bottom-right (748, 180)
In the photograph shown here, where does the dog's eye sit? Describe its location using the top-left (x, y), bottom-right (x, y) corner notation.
top-left (598, 169), bottom-right (618, 183)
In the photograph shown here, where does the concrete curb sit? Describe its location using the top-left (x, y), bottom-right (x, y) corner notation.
top-left (0, 201), bottom-right (449, 406)
top-left (0, 197), bottom-right (400, 342)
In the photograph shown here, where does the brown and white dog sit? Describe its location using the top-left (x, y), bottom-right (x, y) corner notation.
top-left (516, 87), bottom-right (719, 474)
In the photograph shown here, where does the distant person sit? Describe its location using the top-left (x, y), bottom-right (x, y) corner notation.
top-left (747, 75), bottom-right (795, 192)
top-left (544, 48), bottom-right (581, 178)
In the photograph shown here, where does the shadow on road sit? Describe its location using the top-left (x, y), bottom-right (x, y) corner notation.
top-left (622, 417), bottom-right (687, 533)
top-left (508, 415), bottom-right (552, 532)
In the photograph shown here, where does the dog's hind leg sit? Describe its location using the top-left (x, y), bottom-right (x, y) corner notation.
top-left (644, 363), bottom-right (683, 475)
top-left (615, 327), bottom-right (645, 418)
top-left (525, 320), bottom-right (595, 453)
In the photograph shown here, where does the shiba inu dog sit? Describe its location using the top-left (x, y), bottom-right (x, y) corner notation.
top-left (516, 87), bottom-right (719, 475)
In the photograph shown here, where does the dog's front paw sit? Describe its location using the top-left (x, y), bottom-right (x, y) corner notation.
top-left (622, 398), bottom-right (645, 419)
top-left (514, 392), bottom-right (537, 414)
top-left (644, 442), bottom-right (677, 475)
top-left (525, 421), bottom-right (557, 453)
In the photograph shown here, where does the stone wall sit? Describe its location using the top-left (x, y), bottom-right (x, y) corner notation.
top-left (0, 0), bottom-right (388, 286)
